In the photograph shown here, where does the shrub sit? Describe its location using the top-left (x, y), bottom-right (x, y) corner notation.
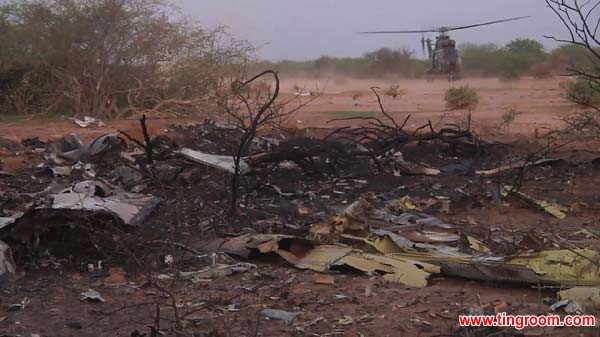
top-left (500, 108), bottom-right (523, 129)
top-left (383, 85), bottom-right (405, 100)
top-left (459, 43), bottom-right (502, 77)
top-left (561, 79), bottom-right (600, 106)
top-left (445, 86), bottom-right (479, 110)
top-left (531, 62), bottom-right (553, 78)
top-left (553, 44), bottom-right (599, 70)
top-left (505, 39), bottom-right (547, 73)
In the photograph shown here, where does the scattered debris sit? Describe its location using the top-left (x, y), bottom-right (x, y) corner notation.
top-left (103, 267), bottom-right (127, 287)
top-left (45, 133), bottom-right (123, 164)
top-left (476, 157), bottom-right (564, 176)
top-left (8, 297), bottom-right (30, 311)
top-left (49, 166), bottom-right (73, 177)
top-left (401, 230), bottom-right (460, 244)
top-left (419, 248), bottom-right (600, 286)
top-left (23, 180), bottom-right (161, 227)
top-left (468, 300), bottom-right (509, 315)
top-left (389, 195), bottom-right (419, 212)
top-left (336, 315), bottom-right (355, 326)
top-left (558, 287), bottom-right (600, 310)
top-left (65, 321), bottom-right (83, 329)
top-left (550, 299), bottom-right (584, 315)
top-left (211, 234), bottom-right (439, 287)
top-left (502, 185), bottom-right (568, 219)
top-left (295, 316), bottom-right (324, 332)
top-left (261, 309), bottom-right (301, 324)
top-left (108, 166), bottom-right (143, 184)
top-left (268, 184), bottom-right (296, 197)
top-left (70, 116), bottom-right (105, 128)
top-left (157, 263), bottom-right (256, 282)
top-left (314, 274), bottom-right (336, 285)
top-left (80, 289), bottom-right (105, 303)
top-left (382, 151), bottom-right (441, 176)
top-left (0, 241), bottom-right (16, 287)
top-left (0, 212), bottom-right (23, 230)
top-left (410, 317), bottom-right (433, 332)
top-left (294, 90), bottom-right (316, 97)
top-left (178, 148), bottom-right (248, 174)
top-left (339, 195), bottom-right (454, 229)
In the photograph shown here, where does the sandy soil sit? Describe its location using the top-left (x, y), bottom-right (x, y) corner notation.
top-left (0, 76), bottom-right (578, 138)
top-left (282, 76), bottom-right (576, 136)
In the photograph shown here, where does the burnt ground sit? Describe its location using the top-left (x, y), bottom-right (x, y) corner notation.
top-left (0, 121), bottom-right (600, 337)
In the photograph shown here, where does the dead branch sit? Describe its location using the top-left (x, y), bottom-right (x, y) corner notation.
top-left (222, 69), bottom-right (323, 215)
top-left (505, 140), bottom-right (569, 195)
top-left (325, 89), bottom-right (479, 158)
top-left (230, 70), bottom-right (281, 215)
top-left (545, 0), bottom-right (600, 61)
top-left (371, 86), bottom-right (400, 129)
top-left (545, 0), bottom-right (600, 123)
top-left (118, 114), bottom-right (156, 178)
top-left (140, 115), bottom-right (154, 166)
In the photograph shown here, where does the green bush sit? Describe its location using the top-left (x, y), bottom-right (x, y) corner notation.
top-left (530, 62), bottom-right (553, 78)
top-left (552, 44), bottom-right (600, 70)
top-left (247, 48), bottom-right (430, 79)
top-left (497, 53), bottom-right (523, 81)
top-left (252, 38), bottom-right (570, 80)
top-left (383, 85), bottom-right (405, 99)
top-left (460, 43), bottom-right (503, 76)
top-left (445, 86), bottom-right (479, 110)
top-left (459, 39), bottom-right (548, 78)
top-left (500, 108), bottom-right (523, 129)
top-left (505, 39), bottom-right (547, 72)
top-left (561, 79), bottom-right (600, 106)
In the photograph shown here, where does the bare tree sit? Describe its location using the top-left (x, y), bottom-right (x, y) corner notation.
top-left (545, 0), bottom-right (600, 72)
top-left (218, 70), bottom-right (321, 215)
top-left (545, 0), bottom-right (600, 139)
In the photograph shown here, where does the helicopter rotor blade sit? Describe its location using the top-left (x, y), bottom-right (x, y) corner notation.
top-left (357, 16), bottom-right (531, 35)
top-left (441, 16), bottom-right (531, 32)
top-left (357, 29), bottom-right (438, 34)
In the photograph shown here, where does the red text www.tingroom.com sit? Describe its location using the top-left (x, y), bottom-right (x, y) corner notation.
top-left (459, 313), bottom-right (596, 330)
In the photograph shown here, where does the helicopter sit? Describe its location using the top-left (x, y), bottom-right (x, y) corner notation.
top-left (358, 16), bottom-right (531, 81)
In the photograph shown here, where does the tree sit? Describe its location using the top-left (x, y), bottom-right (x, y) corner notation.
top-left (459, 40), bottom-right (549, 78)
top-left (504, 38), bottom-right (548, 74)
top-left (0, 0), bottom-right (252, 118)
top-left (219, 70), bottom-right (320, 215)
top-left (459, 43), bottom-right (502, 76)
top-left (506, 39), bottom-right (546, 57)
top-left (364, 47), bottom-right (415, 77)
top-left (552, 44), bottom-right (600, 71)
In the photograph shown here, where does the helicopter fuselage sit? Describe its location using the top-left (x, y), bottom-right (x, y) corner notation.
top-left (426, 34), bottom-right (461, 78)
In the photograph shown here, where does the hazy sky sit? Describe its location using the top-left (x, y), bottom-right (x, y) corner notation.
top-left (176, 0), bottom-right (568, 61)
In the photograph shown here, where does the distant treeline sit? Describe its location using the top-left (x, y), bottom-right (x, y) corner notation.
top-left (248, 39), bottom-right (599, 79)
